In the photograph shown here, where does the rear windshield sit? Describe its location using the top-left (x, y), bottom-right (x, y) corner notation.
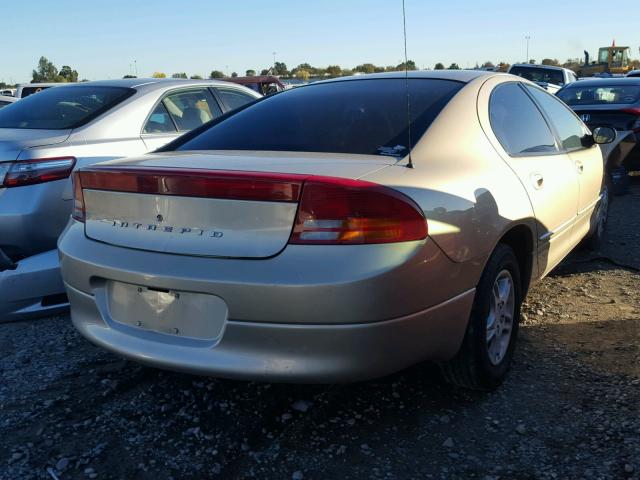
top-left (557, 84), bottom-right (640, 106)
top-left (509, 66), bottom-right (565, 86)
top-left (172, 78), bottom-right (463, 156)
top-left (0, 86), bottom-right (135, 129)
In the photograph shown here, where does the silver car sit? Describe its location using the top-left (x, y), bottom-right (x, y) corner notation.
top-left (59, 71), bottom-right (614, 389)
top-left (0, 95), bottom-right (17, 108)
top-left (0, 78), bottom-right (260, 320)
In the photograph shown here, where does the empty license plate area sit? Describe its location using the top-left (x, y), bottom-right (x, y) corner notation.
top-left (106, 281), bottom-right (227, 340)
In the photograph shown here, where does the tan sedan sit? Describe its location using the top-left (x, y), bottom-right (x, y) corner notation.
top-left (59, 71), bottom-right (615, 389)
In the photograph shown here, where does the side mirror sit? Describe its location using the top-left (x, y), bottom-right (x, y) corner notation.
top-left (593, 126), bottom-right (616, 145)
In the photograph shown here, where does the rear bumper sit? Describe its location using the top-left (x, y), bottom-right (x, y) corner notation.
top-left (66, 282), bottom-right (474, 383)
top-left (59, 220), bottom-right (478, 382)
top-left (0, 249), bottom-right (68, 322)
top-left (0, 179), bottom-right (71, 258)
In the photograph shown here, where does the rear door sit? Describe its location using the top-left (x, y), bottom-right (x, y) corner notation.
top-left (141, 88), bottom-right (224, 151)
top-left (481, 80), bottom-right (579, 275)
top-left (524, 85), bottom-right (604, 243)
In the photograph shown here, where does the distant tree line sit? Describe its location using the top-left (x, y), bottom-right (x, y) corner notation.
top-left (31, 56), bottom-right (80, 83)
top-left (26, 55), bottom-right (640, 86)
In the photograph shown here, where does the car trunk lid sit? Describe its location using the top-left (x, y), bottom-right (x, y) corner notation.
top-left (0, 128), bottom-right (71, 161)
top-left (80, 151), bottom-right (397, 259)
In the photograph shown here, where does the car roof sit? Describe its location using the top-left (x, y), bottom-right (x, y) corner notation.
top-left (563, 77), bottom-right (640, 88)
top-left (66, 78), bottom-right (247, 93)
top-left (318, 70), bottom-right (495, 84)
top-left (0, 95), bottom-right (16, 101)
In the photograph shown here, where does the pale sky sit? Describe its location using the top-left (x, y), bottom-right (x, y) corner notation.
top-left (1, 0), bottom-right (638, 83)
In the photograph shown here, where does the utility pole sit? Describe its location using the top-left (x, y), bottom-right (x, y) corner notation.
top-left (525, 36), bottom-right (531, 63)
top-left (272, 52), bottom-right (277, 67)
top-left (134, 60), bottom-right (138, 77)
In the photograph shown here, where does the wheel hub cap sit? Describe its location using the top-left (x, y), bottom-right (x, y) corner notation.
top-left (486, 269), bottom-right (515, 366)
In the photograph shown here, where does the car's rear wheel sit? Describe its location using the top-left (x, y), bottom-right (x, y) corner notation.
top-left (439, 244), bottom-right (521, 390)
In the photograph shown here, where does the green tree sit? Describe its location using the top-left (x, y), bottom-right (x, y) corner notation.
top-left (171, 72), bottom-right (188, 79)
top-left (273, 62), bottom-right (288, 76)
top-left (354, 63), bottom-right (377, 74)
top-left (541, 58), bottom-right (559, 66)
top-left (245, 69), bottom-right (256, 76)
top-left (529, 59), bottom-right (536, 64)
top-left (341, 68), bottom-right (353, 76)
top-left (231, 72), bottom-right (238, 78)
top-left (481, 61), bottom-right (495, 69)
top-left (447, 63), bottom-right (460, 70)
top-left (32, 56), bottom-right (60, 82)
top-left (396, 60), bottom-right (417, 71)
top-left (209, 70), bottom-right (225, 79)
top-left (434, 62), bottom-right (445, 70)
top-left (123, 75), bottom-right (137, 79)
top-left (59, 65), bottom-right (79, 82)
top-left (295, 69), bottom-right (310, 81)
top-left (190, 74), bottom-right (203, 79)
top-left (152, 72), bottom-right (167, 78)
top-left (326, 65), bottom-right (341, 76)
top-left (260, 69), bottom-right (270, 75)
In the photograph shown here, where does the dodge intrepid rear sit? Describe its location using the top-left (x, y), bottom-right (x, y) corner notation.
top-left (59, 71), bottom-right (614, 389)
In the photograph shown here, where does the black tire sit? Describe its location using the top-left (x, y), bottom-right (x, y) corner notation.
top-left (439, 244), bottom-right (522, 390)
top-left (583, 178), bottom-right (610, 251)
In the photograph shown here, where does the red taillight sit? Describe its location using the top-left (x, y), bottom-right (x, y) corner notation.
top-left (72, 171), bottom-right (85, 222)
top-left (78, 167), bottom-right (304, 202)
top-left (75, 167), bottom-right (427, 244)
top-left (289, 177), bottom-right (427, 245)
top-left (622, 107), bottom-right (640, 115)
top-left (0, 157), bottom-right (76, 188)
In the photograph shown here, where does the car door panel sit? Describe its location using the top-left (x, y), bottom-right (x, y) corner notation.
top-left (478, 79), bottom-right (579, 276)
top-left (524, 84), bottom-right (604, 246)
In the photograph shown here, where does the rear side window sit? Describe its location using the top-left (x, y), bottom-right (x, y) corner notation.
top-left (143, 102), bottom-right (176, 134)
top-left (525, 85), bottom-right (587, 151)
top-left (0, 86), bottom-right (134, 129)
top-left (489, 83), bottom-right (558, 156)
top-left (162, 89), bottom-right (222, 132)
top-left (173, 79), bottom-right (463, 156)
top-left (216, 87), bottom-right (257, 111)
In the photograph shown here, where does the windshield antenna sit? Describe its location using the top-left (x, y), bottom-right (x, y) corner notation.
top-left (402, 0), bottom-right (414, 169)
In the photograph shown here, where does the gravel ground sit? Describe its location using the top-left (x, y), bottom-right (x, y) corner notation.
top-left (1, 184), bottom-right (639, 480)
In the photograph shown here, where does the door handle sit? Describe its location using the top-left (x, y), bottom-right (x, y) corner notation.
top-left (531, 173), bottom-right (544, 189)
top-left (575, 161), bottom-right (584, 173)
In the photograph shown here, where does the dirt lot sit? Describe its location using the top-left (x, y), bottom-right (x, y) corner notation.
top-left (1, 185), bottom-right (639, 480)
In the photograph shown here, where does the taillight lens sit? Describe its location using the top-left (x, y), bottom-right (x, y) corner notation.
top-left (77, 167), bottom-right (304, 202)
top-left (289, 177), bottom-right (427, 245)
top-left (72, 167), bottom-right (427, 243)
top-left (72, 171), bottom-right (85, 222)
top-left (0, 157), bottom-right (76, 188)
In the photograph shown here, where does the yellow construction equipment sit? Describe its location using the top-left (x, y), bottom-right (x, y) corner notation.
top-left (580, 42), bottom-right (632, 77)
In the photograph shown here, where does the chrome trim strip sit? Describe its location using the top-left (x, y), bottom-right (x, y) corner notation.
top-left (578, 194), bottom-right (602, 217)
top-left (539, 215), bottom-right (575, 242)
